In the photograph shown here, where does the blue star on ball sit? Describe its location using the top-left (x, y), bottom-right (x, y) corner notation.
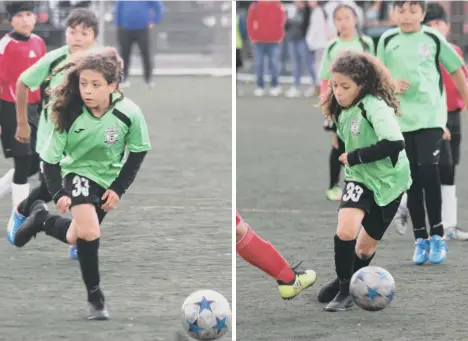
top-left (195, 296), bottom-right (214, 313)
top-left (187, 320), bottom-right (204, 336)
top-left (216, 316), bottom-right (228, 333)
top-left (367, 287), bottom-right (380, 302)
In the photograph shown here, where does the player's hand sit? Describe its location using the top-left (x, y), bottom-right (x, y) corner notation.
top-left (16, 122), bottom-right (31, 144)
top-left (443, 127), bottom-right (451, 141)
top-left (395, 79), bottom-right (410, 94)
top-left (57, 196), bottom-right (71, 214)
top-left (101, 189), bottom-right (120, 212)
top-left (339, 152), bottom-right (349, 166)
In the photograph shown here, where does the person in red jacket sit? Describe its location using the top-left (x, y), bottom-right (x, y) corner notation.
top-left (0, 2), bottom-right (46, 213)
top-left (392, 3), bottom-right (468, 241)
top-left (247, 0), bottom-right (286, 97)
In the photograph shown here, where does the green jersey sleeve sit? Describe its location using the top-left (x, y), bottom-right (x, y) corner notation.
top-left (40, 129), bottom-right (68, 164)
top-left (319, 41), bottom-right (334, 80)
top-left (126, 108), bottom-right (151, 153)
top-left (20, 55), bottom-right (52, 92)
top-left (438, 33), bottom-right (464, 73)
top-left (367, 99), bottom-right (402, 142)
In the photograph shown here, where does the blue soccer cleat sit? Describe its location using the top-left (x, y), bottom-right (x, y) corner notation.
top-left (429, 235), bottom-right (448, 264)
top-left (69, 245), bottom-right (78, 260)
top-left (6, 209), bottom-right (26, 245)
top-left (412, 238), bottom-right (429, 265)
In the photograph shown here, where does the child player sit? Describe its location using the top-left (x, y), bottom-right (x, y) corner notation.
top-left (317, 51), bottom-right (411, 312)
top-left (392, 2), bottom-right (468, 241)
top-left (236, 211), bottom-right (317, 300)
top-left (0, 2), bottom-right (46, 214)
top-left (8, 8), bottom-right (99, 261)
top-left (318, 4), bottom-right (374, 201)
top-left (377, 1), bottom-right (468, 265)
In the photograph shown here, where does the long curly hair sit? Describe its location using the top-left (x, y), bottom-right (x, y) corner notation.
top-left (49, 47), bottom-right (124, 132)
top-left (322, 51), bottom-right (400, 120)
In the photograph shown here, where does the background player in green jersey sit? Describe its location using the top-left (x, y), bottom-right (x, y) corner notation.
top-left (13, 48), bottom-right (151, 320)
top-left (317, 51), bottom-right (411, 312)
top-left (377, 1), bottom-right (468, 265)
top-left (318, 4), bottom-right (374, 202)
top-left (7, 9), bottom-right (98, 259)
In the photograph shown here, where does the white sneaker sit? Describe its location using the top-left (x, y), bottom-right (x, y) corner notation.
top-left (391, 205), bottom-right (410, 236)
top-left (269, 86), bottom-right (282, 97)
top-left (285, 87), bottom-right (302, 98)
top-left (304, 87), bottom-right (317, 97)
top-left (254, 88), bottom-right (265, 97)
top-left (445, 227), bottom-right (468, 241)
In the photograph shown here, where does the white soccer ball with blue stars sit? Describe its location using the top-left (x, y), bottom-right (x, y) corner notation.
top-left (350, 266), bottom-right (395, 311)
top-left (181, 289), bottom-right (231, 340)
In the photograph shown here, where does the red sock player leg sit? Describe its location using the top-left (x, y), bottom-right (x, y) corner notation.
top-left (236, 212), bottom-right (295, 283)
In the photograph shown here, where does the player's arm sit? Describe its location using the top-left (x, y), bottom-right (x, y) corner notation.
top-left (438, 37), bottom-right (468, 108)
top-left (16, 55), bottom-right (51, 142)
top-left (319, 45), bottom-right (331, 102)
top-left (108, 111), bottom-right (151, 198)
top-left (40, 129), bottom-right (69, 203)
top-left (347, 103), bottom-right (404, 166)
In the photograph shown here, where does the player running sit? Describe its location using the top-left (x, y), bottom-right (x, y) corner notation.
top-left (318, 4), bottom-right (374, 201)
top-left (391, 2), bottom-right (468, 241)
top-left (236, 211), bottom-right (316, 300)
top-left (377, 1), bottom-right (468, 265)
top-left (8, 8), bottom-right (98, 260)
top-left (317, 51), bottom-right (411, 312)
top-left (12, 47), bottom-right (151, 320)
top-left (0, 2), bottom-right (46, 215)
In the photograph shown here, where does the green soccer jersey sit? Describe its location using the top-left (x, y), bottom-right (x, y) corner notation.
top-left (336, 95), bottom-right (412, 206)
top-left (377, 26), bottom-right (464, 133)
top-left (20, 45), bottom-right (70, 155)
top-left (40, 94), bottom-right (151, 190)
top-left (319, 35), bottom-right (375, 80)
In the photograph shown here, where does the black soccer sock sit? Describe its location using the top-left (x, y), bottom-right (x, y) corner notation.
top-left (329, 147), bottom-right (342, 189)
top-left (407, 163), bottom-right (428, 240)
top-left (76, 238), bottom-right (101, 302)
top-left (354, 252), bottom-right (375, 273)
top-left (430, 223), bottom-right (444, 237)
top-left (334, 235), bottom-right (356, 294)
top-left (18, 182), bottom-right (52, 217)
top-left (43, 215), bottom-right (72, 244)
top-left (418, 164), bottom-right (443, 230)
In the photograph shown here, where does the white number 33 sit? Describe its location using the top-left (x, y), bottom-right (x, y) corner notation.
top-left (72, 175), bottom-right (90, 197)
top-left (342, 182), bottom-right (364, 202)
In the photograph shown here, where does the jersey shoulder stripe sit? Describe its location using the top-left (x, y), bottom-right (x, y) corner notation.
top-left (0, 35), bottom-right (13, 55)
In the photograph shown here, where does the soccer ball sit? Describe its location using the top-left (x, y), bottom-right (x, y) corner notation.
top-left (181, 289), bottom-right (231, 340)
top-left (350, 266), bottom-right (395, 311)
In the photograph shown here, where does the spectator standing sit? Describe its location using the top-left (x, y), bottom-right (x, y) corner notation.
top-left (247, 0), bottom-right (285, 97)
top-left (114, 0), bottom-right (164, 88)
top-left (305, 1), bottom-right (329, 97)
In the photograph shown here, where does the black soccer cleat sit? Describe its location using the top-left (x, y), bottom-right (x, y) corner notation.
top-left (13, 205), bottom-right (48, 247)
top-left (324, 292), bottom-right (355, 312)
top-left (317, 277), bottom-right (339, 303)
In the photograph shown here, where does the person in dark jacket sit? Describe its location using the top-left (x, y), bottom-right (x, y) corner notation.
top-left (114, 0), bottom-right (164, 88)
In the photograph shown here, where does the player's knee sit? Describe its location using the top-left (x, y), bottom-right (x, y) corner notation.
top-left (71, 204), bottom-right (101, 241)
top-left (336, 226), bottom-right (358, 241)
top-left (77, 224), bottom-right (100, 241)
top-left (355, 246), bottom-right (376, 260)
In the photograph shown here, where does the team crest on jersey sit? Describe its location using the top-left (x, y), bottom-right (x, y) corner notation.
top-left (418, 43), bottom-right (432, 59)
top-left (104, 126), bottom-right (119, 144)
top-left (351, 116), bottom-right (361, 136)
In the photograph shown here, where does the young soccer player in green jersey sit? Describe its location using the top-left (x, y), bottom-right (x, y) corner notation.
top-left (317, 51), bottom-right (411, 312)
top-left (318, 4), bottom-right (375, 202)
top-left (377, 1), bottom-right (468, 265)
top-left (13, 47), bottom-right (151, 320)
top-left (8, 8), bottom-right (98, 259)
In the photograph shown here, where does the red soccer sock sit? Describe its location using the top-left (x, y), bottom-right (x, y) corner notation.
top-left (236, 226), bottom-right (295, 283)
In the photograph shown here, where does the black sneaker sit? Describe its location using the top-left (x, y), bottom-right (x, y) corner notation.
top-left (317, 277), bottom-right (339, 303)
top-left (324, 291), bottom-right (355, 312)
top-left (13, 205), bottom-right (48, 247)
